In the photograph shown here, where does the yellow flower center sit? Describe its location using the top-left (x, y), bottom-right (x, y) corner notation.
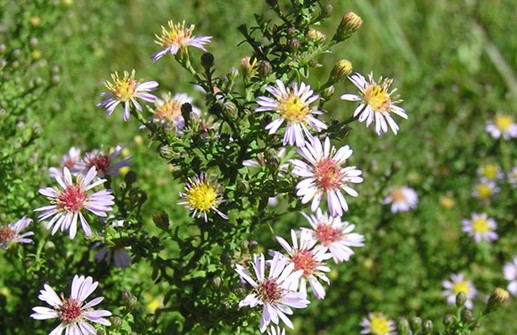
top-left (391, 189), bottom-right (406, 203)
top-left (154, 100), bottom-right (182, 122)
top-left (480, 164), bottom-right (499, 180)
top-left (106, 71), bottom-right (138, 102)
top-left (364, 84), bottom-right (391, 112)
top-left (452, 280), bottom-right (470, 296)
top-left (472, 217), bottom-right (489, 234)
top-left (369, 314), bottom-right (391, 335)
top-left (157, 21), bottom-right (193, 48)
top-left (439, 196), bottom-right (455, 209)
top-left (278, 94), bottom-right (309, 123)
top-left (475, 183), bottom-right (492, 199)
top-left (494, 115), bottom-right (513, 131)
top-left (186, 181), bottom-right (218, 212)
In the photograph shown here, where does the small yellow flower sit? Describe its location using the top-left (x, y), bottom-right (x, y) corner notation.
top-left (439, 196), bottom-right (455, 209)
top-left (179, 173), bottom-right (227, 221)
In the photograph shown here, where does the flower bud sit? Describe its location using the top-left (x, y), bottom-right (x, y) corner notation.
top-left (334, 12), bottom-right (363, 42)
top-left (423, 320), bottom-right (433, 334)
top-left (96, 330), bottom-right (105, 335)
top-left (443, 314), bottom-right (454, 328)
top-left (485, 287), bottom-right (509, 314)
top-left (181, 102), bottom-right (193, 128)
top-left (460, 308), bottom-right (474, 323)
top-left (330, 59), bottom-right (353, 83)
top-left (396, 317), bottom-right (410, 335)
top-left (288, 38), bottom-right (300, 51)
top-left (307, 29), bottom-right (326, 42)
top-left (258, 60), bottom-right (273, 77)
top-left (265, 148), bottom-right (280, 172)
top-left (153, 210), bottom-right (170, 231)
top-left (125, 171), bottom-right (137, 185)
top-left (456, 292), bottom-right (467, 307)
top-left (321, 85), bottom-right (335, 101)
top-left (210, 276), bottom-right (223, 289)
top-left (0, 44), bottom-right (6, 54)
top-left (227, 66), bottom-right (239, 83)
top-left (320, 4), bottom-right (333, 18)
top-left (240, 56), bottom-right (257, 79)
top-left (409, 317), bottom-right (422, 332)
top-left (112, 316), bottom-right (122, 328)
top-left (249, 240), bottom-right (259, 251)
top-left (201, 52), bottom-right (214, 70)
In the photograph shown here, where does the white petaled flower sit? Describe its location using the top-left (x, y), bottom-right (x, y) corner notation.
top-left (360, 312), bottom-right (396, 335)
top-left (477, 163), bottom-right (503, 182)
top-left (34, 167), bottom-right (115, 239)
top-left (276, 229), bottom-right (332, 299)
top-left (235, 252), bottom-right (309, 333)
top-left (0, 216), bottom-right (34, 250)
top-left (462, 212), bottom-right (498, 243)
top-left (49, 147), bottom-right (82, 178)
top-left (486, 114), bottom-right (517, 140)
top-left (503, 256), bottom-right (517, 295)
top-left (472, 180), bottom-right (500, 201)
top-left (267, 325), bottom-right (285, 335)
top-left (31, 275), bottom-right (111, 335)
top-left (78, 145), bottom-right (132, 178)
top-left (256, 79), bottom-right (327, 147)
top-left (97, 69), bottom-right (158, 121)
top-left (149, 92), bottom-right (201, 132)
top-left (341, 72), bottom-right (407, 136)
top-left (291, 136), bottom-right (363, 217)
top-left (442, 273), bottom-right (477, 309)
top-left (301, 209), bottom-right (364, 263)
top-left (152, 20), bottom-right (212, 62)
top-left (383, 186), bottom-right (418, 213)
top-left (178, 172), bottom-right (228, 222)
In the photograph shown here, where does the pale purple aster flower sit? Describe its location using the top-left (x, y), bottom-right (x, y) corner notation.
top-left (97, 69), bottom-right (158, 121)
top-left (49, 147), bottom-right (82, 178)
top-left (442, 273), bottom-right (477, 309)
top-left (235, 252), bottom-right (309, 333)
top-left (149, 92), bottom-right (201, 132)
top-left (301, 209), bottom-right (364, 263)
top-left (477, 163), bottom-right (503, 182)
top-left (291, 136), bottom-right (363, 217)
top-left (383, 186), bottom-right (418, 213)
top-left (486, 114), bottom-right (517, 140)
top-left (341, 72), bottom-right (407, 135)
top-left (178, 172), bottom-right (227, 222)
top-left (360, 312), bottom-right (396, 335)
top-left (462, 212), bottom-right (498, 243)
top-left (472, 180), bottom-right (500, 201)
top-left (78, 145), bottom-right (131, 178)
top-left (503, 256), bottom-right (517, 295)
top-left (0, 216), bottom-right (34, 250)
top-left (256, 79), bottom-right (327, 147)
top-left (31, 275), bottom-right (111, 335)
top-left (152, 20), bottom-right (212, 62)
top-left (276, 229), bottom-right (332, 300)
top-left (34, 167), bottom-right (115, 239)
top-left (267, 325), bottom-right (285, 335)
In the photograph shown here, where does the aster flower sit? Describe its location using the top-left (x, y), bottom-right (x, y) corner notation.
top-left (360, 312), bottom-right (396, 335)
top-left (503, 256), bottom-right (517, 295)
top-left (94, 245), bottom-right (131, 268)
top-left (477, 163), bottom-right (503, 182)
top-left (0, 216), bottom-right (34, 250)
top-left (235, 252), bottom-right (309, 332)
top-left (152, 20), bottom-right (212, 62)
top-left (256, 79), bottom-right (327, 147)
top-left (462, 212), bottom-right (498, 243)
top-left (341, 72), bottom-right (407, 135)
top-left (178, 172), bottom-right (227, 222)
top-left (31, 275), bottom-right (111, 335)
top-left (383, 186), bottom-right (418, 213)
top-left (291, 136), bottom-right (363, 217)
top-left (78, 145), bottom-right (132, 178)
top-left (472, 180), bottom-right (500, 201)
top-left (267, 325), bottom-right (285, 335)
top-left (34, 167), bottom-right (115, 239)
top-left (486, 114), bottom-right (517, 140)
top-left (301, 209), bottom-right (364, 263)
top-left (442, 273), bottom-right (477, 309)
top-left (149, 92), bottom-right (200, 132)
top-left (276, 229), bottom-right (332, 299)
top-left (97, 69), bottom-right (158, 121)
top-left (49, 147), bottom-right (82, 178)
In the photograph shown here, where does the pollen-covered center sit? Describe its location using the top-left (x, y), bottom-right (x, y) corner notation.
top-left (278, 94), bottom-right (310, 123)
top-left (0, 226), bottom-right (16, 242)
top-left (314, 158), bottom-right (342, 191)
top-left (87, 155), bottom-right (110, 175)
top-left (59, 184), bottom-right (87, 213)
top-left (472, 217), bottom-right (490, 234)
top-left (108, 74), bottom-right (138, 102)
top-left (291, 249), bottom-right (316, 277)
top-left (391, 189), bottom-right (406, 203)
top-left (186, 181), bottom-right (218, 212)
top-left (495, 115), bottom-right (513, 131)
top-left (257, 278), bottom-right (282, 304)
top-left (363, 84), bottom-right (391, 112)
top-left (154, 101), bottom-right (182, 121)
top-left (481, 164), bottom-right (499, 180)
top-left (369, 314), bottom-right (391, 335)
top-left (58, 297), bottom-right (82, 323)
top-left (316, 223), bottom-right (342, 245)
top-left (475, 183), bottom-right (492, 199)
top-left (158, 22), bottom-right (193, 48)
top-left (452, 280), bottom-right (470, 296)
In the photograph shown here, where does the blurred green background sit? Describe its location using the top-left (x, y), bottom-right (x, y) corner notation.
top-left (2, 0), bottom-right (517, 334)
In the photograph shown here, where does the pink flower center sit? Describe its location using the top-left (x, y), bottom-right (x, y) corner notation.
top-left (291, 250), bottom-right (316, 277)
top-left (87, 155), bottom-right (110, 175)
top-left (314, 158), bottom-right (342, 191)
top-left (316, 224), bottom-right (341, 245)
top-left (0, 226), bottom-right (16, 242)
top-left (58, 298), bottom-right (82, 323)
top-left (63, 158), bottom-right (76, 169)
top-left (258, 278), bottom-right (282, 304)
top-left (59, 185), bottom-right (87, 212)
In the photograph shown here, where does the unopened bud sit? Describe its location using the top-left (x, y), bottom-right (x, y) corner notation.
top-left (443, 314), bottom-right (454, 328)
top-left (96, 330), bottom-right (105, 335)
top-left (456, 292), bottom-right (467, 307)
top-left (159, 145), bottom-right (175, 160)
top-left (423, 320), bottom-right (434, 334)
top-left (153, 210), bottom-right (170, 231)
top-left (201, 52), bottom-right (214, 70)
top-left (409, 317), bottom-right (422, 332)
top-left (321, 85), bottom-right (335, 101)
top-left (288, 38), bottom-right (300, 51)
top-left (460, 308), bottom-right (474, 323)
top-left (127, 296), bottom-right (138, 310)
top-left (330, 59), bottom-right (353, 82)
top-left (258, 60), bottom-right (273, 77)
top-left (321, 4), bottom-right (333, 18)
top-left (334, 11), bottom-right (363, 42)
top-left (227, 67), bottom-right (239, 82)
top-left (240, 56), bottom-right (257, 79)
top-left (223, 101), bottom-right (238, 119)
top-left (396, 318), bottom-right (410, 335)
top-left (265, 148), bottom-right (280, 172)
top-left (485, 287), bottom-right (509, 314)
top-left (125, 171), bottom-right (137, 185)
top-left (181, 102), bottom-right (193, 128)
top-left (211, 276), bottom-right (223, 289)
top-left (249, 240), bottom-right (259, 251)
top-left (112, 316), bottom-right (122, 328)
top-left (307, 29), bottom-right (326, 42)
top-left (240, 240), bottom-right (250, 250)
